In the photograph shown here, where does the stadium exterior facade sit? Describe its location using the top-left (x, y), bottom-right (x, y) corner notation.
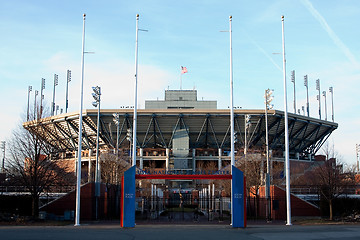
top-left (24, 90), bottom-right (338, 174)
top-left (24, 89), bottom-right (338, 180)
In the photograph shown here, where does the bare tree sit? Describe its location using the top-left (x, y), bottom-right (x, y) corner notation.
top-left (309, 142), bottom-right (356, 220)
top-left (6, 107), bottom-right (74, 218)
top-left (100, 152), bottom-right (130, 185)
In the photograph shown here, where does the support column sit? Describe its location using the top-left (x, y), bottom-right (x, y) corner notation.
top-left (88, 149), bottom-right (92, 182)
top-left (74, 151), bottom-right (78, 176)
top-left (218, 148), bottom-right (222, 171)
top-left (192, 149), bottom-right (196, 172)
top-left (166, 148), bottom-right (170, 171)
top-left (140, 148), bottom-right (144, 170)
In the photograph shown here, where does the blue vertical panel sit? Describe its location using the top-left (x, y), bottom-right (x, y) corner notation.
top-left (232, 165), bottom-right (245, 228)
top-left (123, 166), bottom-right (136, 227)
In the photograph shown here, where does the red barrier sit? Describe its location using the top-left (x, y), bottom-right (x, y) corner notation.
top-left (135, 174), bottom-right (232, 180)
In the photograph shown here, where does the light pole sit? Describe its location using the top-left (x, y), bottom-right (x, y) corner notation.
top-left (329, 87), bottom-right (334, 122)
top-left (27, 86), bottom-right (32, 121)
top-left (92, 86), bottom-right (101, 220)
top-left (52, 74), bottom-right (58, 116)
top-left (75, 13), bottom-right (86, 227)
top-left (113, 113), bottom-right (120, 159)
top-left (34, 90), bottom-right (39, 120)
top-left (301, 106), bottom-right (305, 116)
top-left (244, 114), bottom-right (251, 158)
top-left (281, 15), bottom-right (291, 226)
top-left (0, 141), bottom-right (5, 173)
top-left (316, 79), bottom-right (321, 120)
top-left (356, 144), bottom-right (360, 174)
top-left (126, 128), bottom-right (132, 161)
top-left (66, 70), bottom-right (71, 113)
top-left (304, 75), bottom-right (309, 117)
top-left (264, 88), bottom-right (273, 222)
top-left (40, 78), bottom-right (45, 118)
top-left (291, 70), bottom-right (296, 114)
top-left (322, 91), bottom-right (327, 121)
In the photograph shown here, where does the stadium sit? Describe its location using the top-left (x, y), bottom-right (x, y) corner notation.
top-left (22, 89), bottom-right (338, 221)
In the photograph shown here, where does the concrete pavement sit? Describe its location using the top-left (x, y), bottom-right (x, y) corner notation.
top-left (1, 223), bottom-right (360, 240)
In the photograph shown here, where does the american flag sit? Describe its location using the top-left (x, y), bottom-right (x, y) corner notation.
top-left (181, 66), bottom-right (188, 74)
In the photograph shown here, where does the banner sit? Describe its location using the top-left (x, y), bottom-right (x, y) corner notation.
top-left (232, 165), bottom-right (246, 228)
top-left (121, 166), bottom-right (136, 227)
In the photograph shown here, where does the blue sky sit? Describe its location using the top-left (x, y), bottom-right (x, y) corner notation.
top-left (0, 0), bottom-right (359, 166)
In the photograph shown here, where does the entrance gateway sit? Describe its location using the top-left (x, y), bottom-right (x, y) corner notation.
top-left (120, 166), bottom-right (246, 228)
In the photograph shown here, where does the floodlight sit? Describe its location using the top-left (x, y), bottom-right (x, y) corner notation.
top-left (54, 74), bottom-right (58, 86)
top-left (92, 101), bottom-right (98, 107)
top-left (92, 93), bottom-right (99, 102)
top-left (67, 70), bottom-right (72, 82)
top-left (291, 70), bottom-right (295, 83)
top-left (304, 75), bottom-right (308, 87)
top-left (92, 86), bottom-right (101, 95)
top-left (316, 79), bottom-right (320, 90)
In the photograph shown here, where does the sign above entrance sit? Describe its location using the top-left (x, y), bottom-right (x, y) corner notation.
top-left (136, 174), bottom-right (232, 180)
top-left (136, 169), bottom-right (230, 175)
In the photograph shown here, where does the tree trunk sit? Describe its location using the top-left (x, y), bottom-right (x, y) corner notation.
top-left (32, 195), bottom-right (39, 219)
top-left (329, 199), bottom-right (333, 221)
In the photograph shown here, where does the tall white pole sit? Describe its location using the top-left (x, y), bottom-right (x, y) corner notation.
top-left (132, 14), bottom-right (139, 167)
top-left (75, 13), bottom-right (86, 227)
top-left (228, 15), bottom-right (235, 226)
top-left (282, 15), bottom-right (292, 226)
top-left (229, 15), bottom-right (234, 168)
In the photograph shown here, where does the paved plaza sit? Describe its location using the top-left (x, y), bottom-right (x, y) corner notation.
top-left (1, 223), bottom-right (360, 240)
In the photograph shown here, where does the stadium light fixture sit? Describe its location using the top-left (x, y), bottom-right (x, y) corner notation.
top-left (34, 90), bottom-right (39, 120)
top-left (356, 144), bottom-right (360, 173)
top-left (304, 75), bottom-right (309, 117)
top-left (322, 91), bottom-right (327, 121)
top-left (40, 78), bottom-right (45, 117)
top-left (27, 86), bottom-right (32, 121)
top-left (92, 85), bottom-right (101, 221)
top-left (66, 70), bottom-right (71, 113)
top-left (316, 79), bottom-right (321, 119)
top-left (51, 74), bottom-right (58, 116)
top-left (329, 87), bottom-right (334, 122)
top-left (291, 70), bottom-right (296, 114)
top-left (264, 88), bottom-right (274, 221)
top-left (113, 113), bottom-right (120, 158)
top-left (0, 141), bottom-right (5, 173)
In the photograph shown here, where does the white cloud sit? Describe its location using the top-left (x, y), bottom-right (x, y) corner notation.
top-left (302, 0), bottom-right (360, 68)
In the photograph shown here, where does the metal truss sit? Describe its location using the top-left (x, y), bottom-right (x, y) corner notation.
top-left (23, 109), bottom-right (338, 159)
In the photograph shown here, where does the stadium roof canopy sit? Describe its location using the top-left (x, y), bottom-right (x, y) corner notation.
top-left (23, 108), bottom-right (338, 160)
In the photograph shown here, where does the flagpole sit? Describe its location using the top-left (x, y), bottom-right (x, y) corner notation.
top-left (228, 15), bottom-right (235, 226)
top-left (282, 15), bottom-right (292, 226)
top-left (75, 13), bottom-right (86, 227)
top-left (132, 14), bottom-right (139, 167)
top-left (180, 70), bottom-right (182, 90)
